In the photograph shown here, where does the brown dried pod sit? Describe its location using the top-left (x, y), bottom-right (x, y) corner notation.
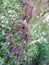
top-left (13, 22), bottom-right (23, 31)
top-left (18, 32), bottom-right (30, 44)
top-left (23, 6), bottom-right (36, 23)
top-left (13, 22), bottom-right (29, 33)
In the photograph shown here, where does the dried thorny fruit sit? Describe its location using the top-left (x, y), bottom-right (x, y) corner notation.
top-left (21, 23), bottom-right (29, 33)
top-left (23, 6), bottom-right (36, 23)
top-left (13, 22), bottom-right (29, 33)
top-left (19, 0), bottom-right (36, 23)
top-left (13, 22), bottom-right (23, 31)
top-left (18, 32), bottom-right (30, 43)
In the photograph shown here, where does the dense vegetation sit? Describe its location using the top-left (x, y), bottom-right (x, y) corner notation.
top-left (0, 0), bottom-right (49, 65)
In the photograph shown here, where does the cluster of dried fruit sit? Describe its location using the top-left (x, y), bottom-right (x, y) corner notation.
top-left (2, 34), bottom-right (25, 65)
top-left (19, 0), bottom-right (36, 23)
top-left (14, 22), bottom-right (30, 43)
top-left (3, 0), bottom-right (37, 64)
